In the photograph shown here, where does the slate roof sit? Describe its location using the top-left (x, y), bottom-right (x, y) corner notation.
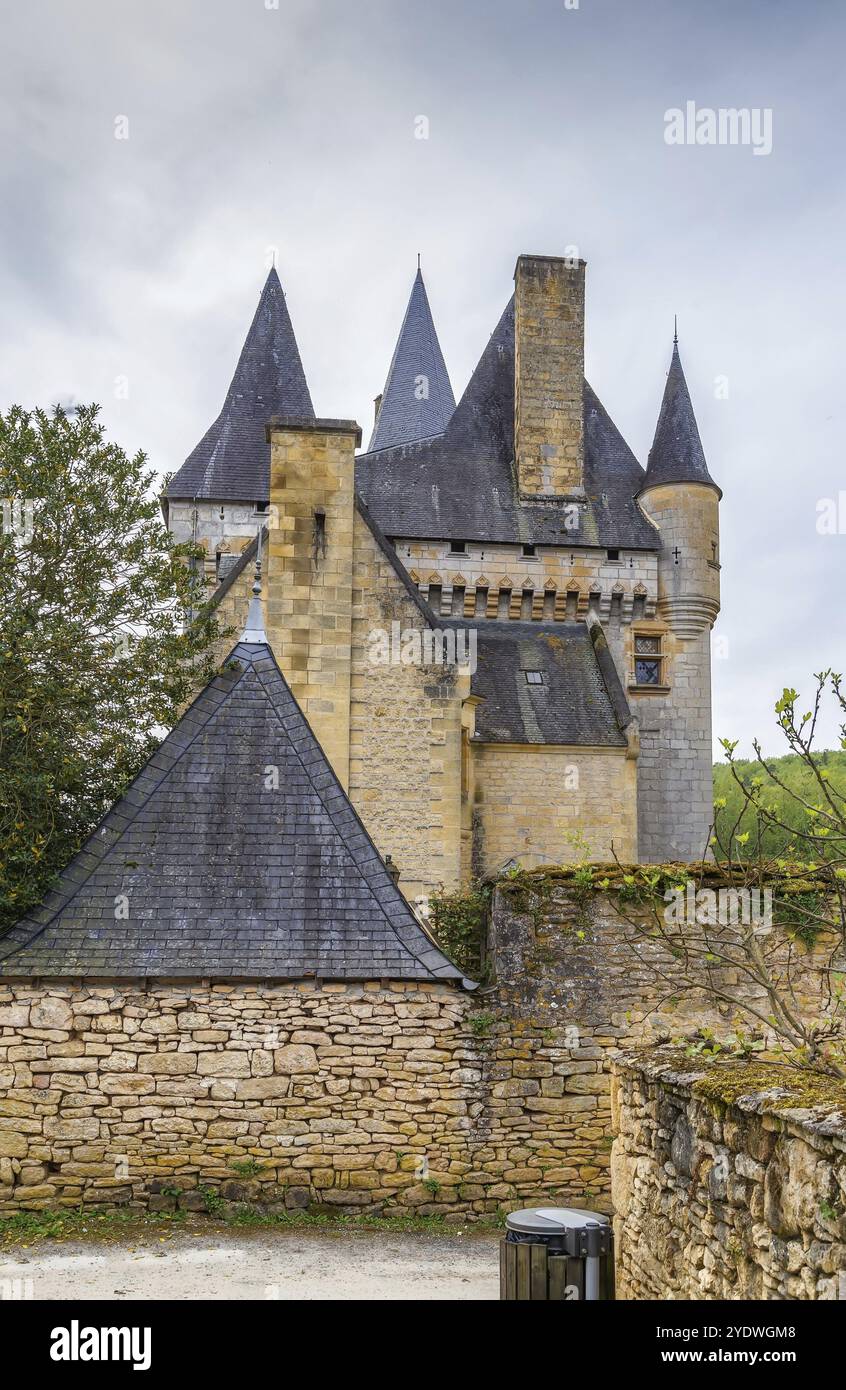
top-left (167, 268), bottom-right (314, 502)
top-left (368, 268), bottom-right (456, 452)
top-left (462, 620), bottom-right (631, 747)
top-left (0, 634), bottom-right (468, 984)
top-left (642, 341), bottom-right (719, 495)
top-left (355, 297), bottom-right (659, 550)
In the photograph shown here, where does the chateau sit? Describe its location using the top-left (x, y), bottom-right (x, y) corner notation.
top-left (163, 253), bottom-right (722, 904)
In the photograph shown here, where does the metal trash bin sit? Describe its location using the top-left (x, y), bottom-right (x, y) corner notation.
top-left (500, 1207), bottom-right (614, 1301)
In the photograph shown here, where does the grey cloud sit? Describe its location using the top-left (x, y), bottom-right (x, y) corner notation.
top-left (1, 0), bottom-right (844, 756)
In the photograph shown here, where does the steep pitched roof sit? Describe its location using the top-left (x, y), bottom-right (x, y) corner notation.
top-left (0, 628), bottom-right (468, 984)
top-left (641, 341), bottom-right (719, 495)
top-left (355, 297), bottom-right (659, 550)
top-left (168, 268), bottom-right (314, 502)
top-left (463, 621), bottom-right (630, 747)
top-left (368, 268), bottom-right (455, 452)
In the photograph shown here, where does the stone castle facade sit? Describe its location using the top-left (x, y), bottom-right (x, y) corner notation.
top-left (163, 253), bottom-right (722, 903)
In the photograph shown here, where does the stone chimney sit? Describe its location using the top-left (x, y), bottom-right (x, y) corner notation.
top-left (265, 415), bottom-right (362, 790)
top-left (514, 254), bottom-right (585, 497)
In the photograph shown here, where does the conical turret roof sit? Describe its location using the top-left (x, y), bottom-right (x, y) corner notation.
top-left (368, 267), bottom-right (455, 452)
top-left (168, 267), bottom-right (314, 502)
top-left (641, 340), bottom-right (719, 494)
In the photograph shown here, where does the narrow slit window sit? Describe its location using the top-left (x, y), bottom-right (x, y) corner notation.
top-left (312, 508), bottom-right (327, 561)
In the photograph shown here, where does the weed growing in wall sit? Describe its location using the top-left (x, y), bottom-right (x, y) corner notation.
top-left (428, 884), bottom-right (490, 977)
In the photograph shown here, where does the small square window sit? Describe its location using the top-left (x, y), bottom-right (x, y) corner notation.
top-left (635, 659), bottom-right (661, 685)
top-left (607, 548), bottom-right (620, 562)
top-left (632, 631), bottom-right (666, 689)
top-left (450, 539), bottom-right (467, 554)
top-left (522, 543), bottom-right (537, 558)
top-left (525, 670), bottom-right (544, 685)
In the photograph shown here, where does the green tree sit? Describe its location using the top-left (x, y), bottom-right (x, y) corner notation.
top-left (0, 404), bottom-right (222, 934)
top-left (598, 674), bottom-right (846, 1077)
top-left (714, 748), bottom-right (846, 860)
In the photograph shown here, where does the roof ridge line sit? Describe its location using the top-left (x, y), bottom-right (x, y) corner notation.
top-left (252, 655), bottom-right (471, 983)
top-left (353, 492), bottom-right (441, 627)
top-left (0, 656), bottom-right (255, 965)
top-left (586, 610), bottom-right (634, 733)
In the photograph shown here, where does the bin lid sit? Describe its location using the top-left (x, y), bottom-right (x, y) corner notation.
top-left (505, 1206), bottom-right (610, 1235)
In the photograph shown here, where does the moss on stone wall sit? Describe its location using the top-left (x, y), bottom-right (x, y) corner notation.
top-left (689, 1058), bottom-right (846, 1112)
top-left (612, 1047), bottom-right (846, 1299)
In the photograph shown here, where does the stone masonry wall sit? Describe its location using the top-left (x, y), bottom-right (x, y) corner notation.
top-left (401, 538), bottom-right (659, 627)
top-left (2, 882), bottom-right (836, 1221)
top-left (635, 481), bottom-right (720, 864)
top-left (349, 508), bottom-right (465, 905)
top-left (634, 629), bottom-right (713, 863)
top-left (0, 978), bottom-right (614, 1218)
top-left (472, 744), bottom-right (638, 875)
top-left (611, 1049), bottom-right (846, 1300)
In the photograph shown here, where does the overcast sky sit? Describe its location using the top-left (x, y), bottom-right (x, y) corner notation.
top-left (2, 0), bottom-right (844, 757)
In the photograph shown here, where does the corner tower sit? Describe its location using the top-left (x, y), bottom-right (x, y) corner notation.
top-left (635, 335), bottom-right (721, 862)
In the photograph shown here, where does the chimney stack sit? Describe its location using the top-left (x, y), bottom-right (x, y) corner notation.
top-left (514, 254), bottom-right (586, 497)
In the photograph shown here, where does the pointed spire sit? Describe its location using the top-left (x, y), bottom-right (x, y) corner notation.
top-left (168, 267), bottom-right (314, 502)
top-left (641, 338), bottom-right (719, 494)
top-left (240, 529), bottom-right (267, 643)
top-left (367, 265), bottom-right (455, 452)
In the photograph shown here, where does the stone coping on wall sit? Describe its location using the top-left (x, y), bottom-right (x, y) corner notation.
top-left (611, 1046), bottom-right (846, 1300)
top-left (613, 1047), bottom-right (846, 1150)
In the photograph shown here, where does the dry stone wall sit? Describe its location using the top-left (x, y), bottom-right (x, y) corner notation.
top-left (0, 978), bottom-right (612, 1217)
top-left (0, 879), bottom-right (838, 1221)
top-left (611, 1049), bottom-right (846, 1300)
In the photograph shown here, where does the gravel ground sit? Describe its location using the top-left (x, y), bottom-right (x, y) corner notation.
top-left (0, 1227), bottom-right (501, 1301)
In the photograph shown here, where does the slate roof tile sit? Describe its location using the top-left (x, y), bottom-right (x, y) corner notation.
top-left (642, 341), bottom-right (719, 494)
top-left (167, 269), bottom-right (314, 502)
top-left (356, 296), bottom-right (660, 550)
top-left (368, 268), bottom-right (455, 452)
top-left (0, 634), bottom-right (469, 985)
top-left (457, 619), bottom-right (631, 747)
